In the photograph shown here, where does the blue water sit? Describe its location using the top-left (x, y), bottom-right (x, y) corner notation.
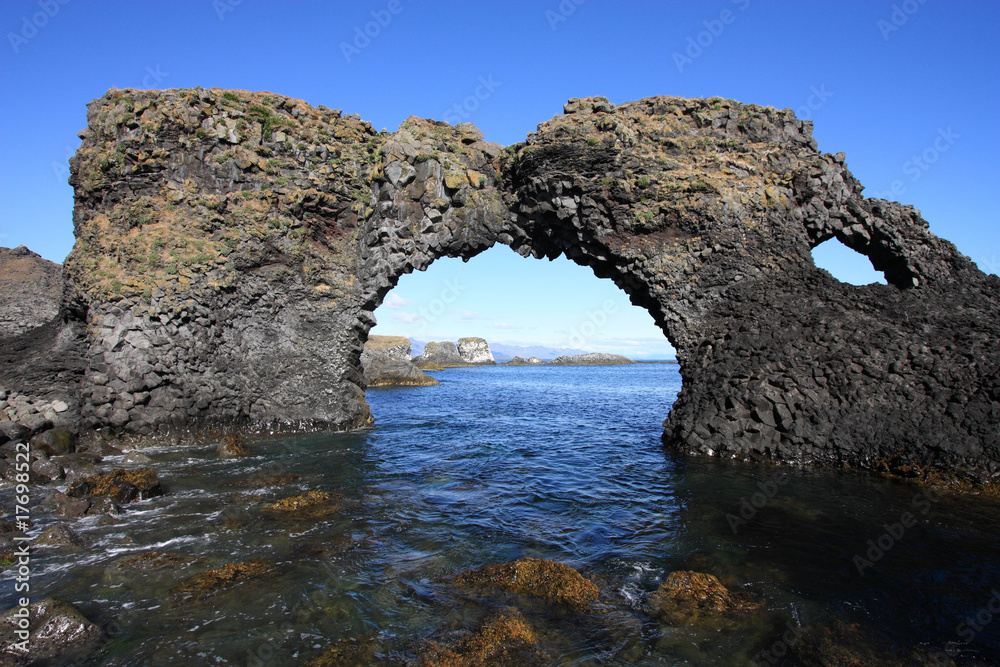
top-left (6, 363), bottom-right (1000, 665)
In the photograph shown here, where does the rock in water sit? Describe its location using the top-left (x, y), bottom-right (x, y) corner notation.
top-left (364, 355), bottom-right (439, 387)
top-left (457, 337), bottom-right (496, 365)
top-left (0, 598), bottom-right (103, 665)
top-left (550, 353), bottom-right (634, 365)
top-left (412, 341), bottom-right (471, 368)
top-left (217, 433), bottom-right (249, 458)
top-left (360, 335), bottom-right (411, 364)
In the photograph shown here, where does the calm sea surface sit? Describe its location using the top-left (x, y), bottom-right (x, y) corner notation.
top-left (6, 364), bottom-right (1000, 665)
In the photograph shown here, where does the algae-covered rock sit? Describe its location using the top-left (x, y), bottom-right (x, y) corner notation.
top-left (260, 490), bottom-right (343, 518)
top-left (67, 467), bottom-right (162, 503)
top-left (217, 432), bottom-right (249, 458)
top-left (170, 558), bottom-right (274, 603)
top-left (453, 557), bottom-right (599, 610)
top-left (303, 635), bottom-right (378, 667)
top-left (648, 570), bottom-right (758, 621)
top-left (418, 609), bottom-right (548, 667)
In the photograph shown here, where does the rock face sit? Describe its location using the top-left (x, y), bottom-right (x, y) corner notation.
top-left (413, 341), bottom-right (471, 368)
top-left (456, 336), bottom-right (496, 364)
top-left (8, 88), bottom-right (997, 477)
top-left (551, 352), bottom-right (634, 365)
top-left (0, 246), bottom-right (62, 338)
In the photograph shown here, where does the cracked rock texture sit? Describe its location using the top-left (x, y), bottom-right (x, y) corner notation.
top-left (6, 88), bottom-right (997, 476)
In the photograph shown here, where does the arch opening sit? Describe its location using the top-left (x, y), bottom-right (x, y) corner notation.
top-left (367, 244), bottom-right (677, 362)
top-left (810, 237), bottom-right (887, 286)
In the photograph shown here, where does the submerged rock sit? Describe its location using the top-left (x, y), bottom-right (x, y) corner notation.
top-left (171, 558), bottom-right (274, 603)
top-left (33, 523), bottom-right (87, 549)
top-left (66, 467), bottom-right (162, 503)
top-left (418, 609), bottom-right (548, 667)
top-left (217, 433), bottom-right (249, 458)
top-left (0, 597), bottom-right (103, 666)
top-left (261, 490), bottom-right (343, 518)
top-left (303, 635), bottom-right (378, 667)
top-left (453, 557), bottom-right (599, 610)
top-left (505, 356), bottom-right (546, 366)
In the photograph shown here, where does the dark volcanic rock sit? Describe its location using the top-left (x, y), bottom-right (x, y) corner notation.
top-left (67, 467), bottom-right (163, 503)
top-left (0, 88), bottom-right (994, 477)
top-left (0, 597), bottom-right (103, 665)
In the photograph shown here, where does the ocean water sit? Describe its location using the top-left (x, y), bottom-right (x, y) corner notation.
top-left (6, 364), bottom-right (1000, 665)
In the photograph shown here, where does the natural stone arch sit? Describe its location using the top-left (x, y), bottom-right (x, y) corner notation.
top-left (53, 88), bottom-right (998, 477)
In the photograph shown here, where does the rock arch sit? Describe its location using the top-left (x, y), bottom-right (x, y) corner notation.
top-left (56, 89), bottom-right (998, 476)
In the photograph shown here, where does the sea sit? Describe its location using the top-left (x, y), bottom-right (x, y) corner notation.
top-left (6, 363), bottom-right (1000, 665)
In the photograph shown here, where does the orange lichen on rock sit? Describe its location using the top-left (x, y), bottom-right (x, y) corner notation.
top-left (452, 557), bottom-right (599, 610)
top-left (418, 610), bottom-right (548, 667)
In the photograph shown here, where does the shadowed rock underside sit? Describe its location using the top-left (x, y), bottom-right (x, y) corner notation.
top-left (8, 88), bottom-right (998, 476)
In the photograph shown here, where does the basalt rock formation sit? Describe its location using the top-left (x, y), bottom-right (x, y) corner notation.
top-left (456, 336), bottom-right (496, 365)
top-left (413, 341), bottom-right (472, 368)
top-left (7, 87), bottom-right (998, 476)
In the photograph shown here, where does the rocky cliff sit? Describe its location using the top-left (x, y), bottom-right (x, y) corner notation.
top-left (0, 246), bottom-right (62, 338)
top-left (13, 88), bottom-right (997, 477)
top-left (456, 337), bottom-right (496, 365)
top-left (361, 334), bottom-right (437, 387)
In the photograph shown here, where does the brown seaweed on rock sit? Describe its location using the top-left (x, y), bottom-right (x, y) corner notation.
top-left (170, 558), bottom-right (274, 603)
top-left (648, 570), bottom-right (760, 622)
top-left (452, 557), bottom-right (600, 610)
top-left (417, 609), bottom-right (549, 667)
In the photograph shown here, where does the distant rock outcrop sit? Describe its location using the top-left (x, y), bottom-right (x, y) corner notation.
top-left (362, 335), bottom-right (437, 387)
top-left (551, 353), bottom-right (634, 365)
top-left (0, 245), bottom-right (62, 338)
top-left (506, 356), bottom-right (547, 366)
top-left (457, 337), bottom-right (496, 365)
top-left (412, 341), bottom-right (471, 368)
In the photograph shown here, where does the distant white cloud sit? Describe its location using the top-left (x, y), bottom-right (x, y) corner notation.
top-left (383, 294), bottom-right (415, 309)
top-left (392, 312), bottom-right (422, 323)
top-left (488, 322), bottom-right (522, 330)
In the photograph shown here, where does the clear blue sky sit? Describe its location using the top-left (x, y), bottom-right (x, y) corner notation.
top-left (1, 1), bottom-right (997, 359)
